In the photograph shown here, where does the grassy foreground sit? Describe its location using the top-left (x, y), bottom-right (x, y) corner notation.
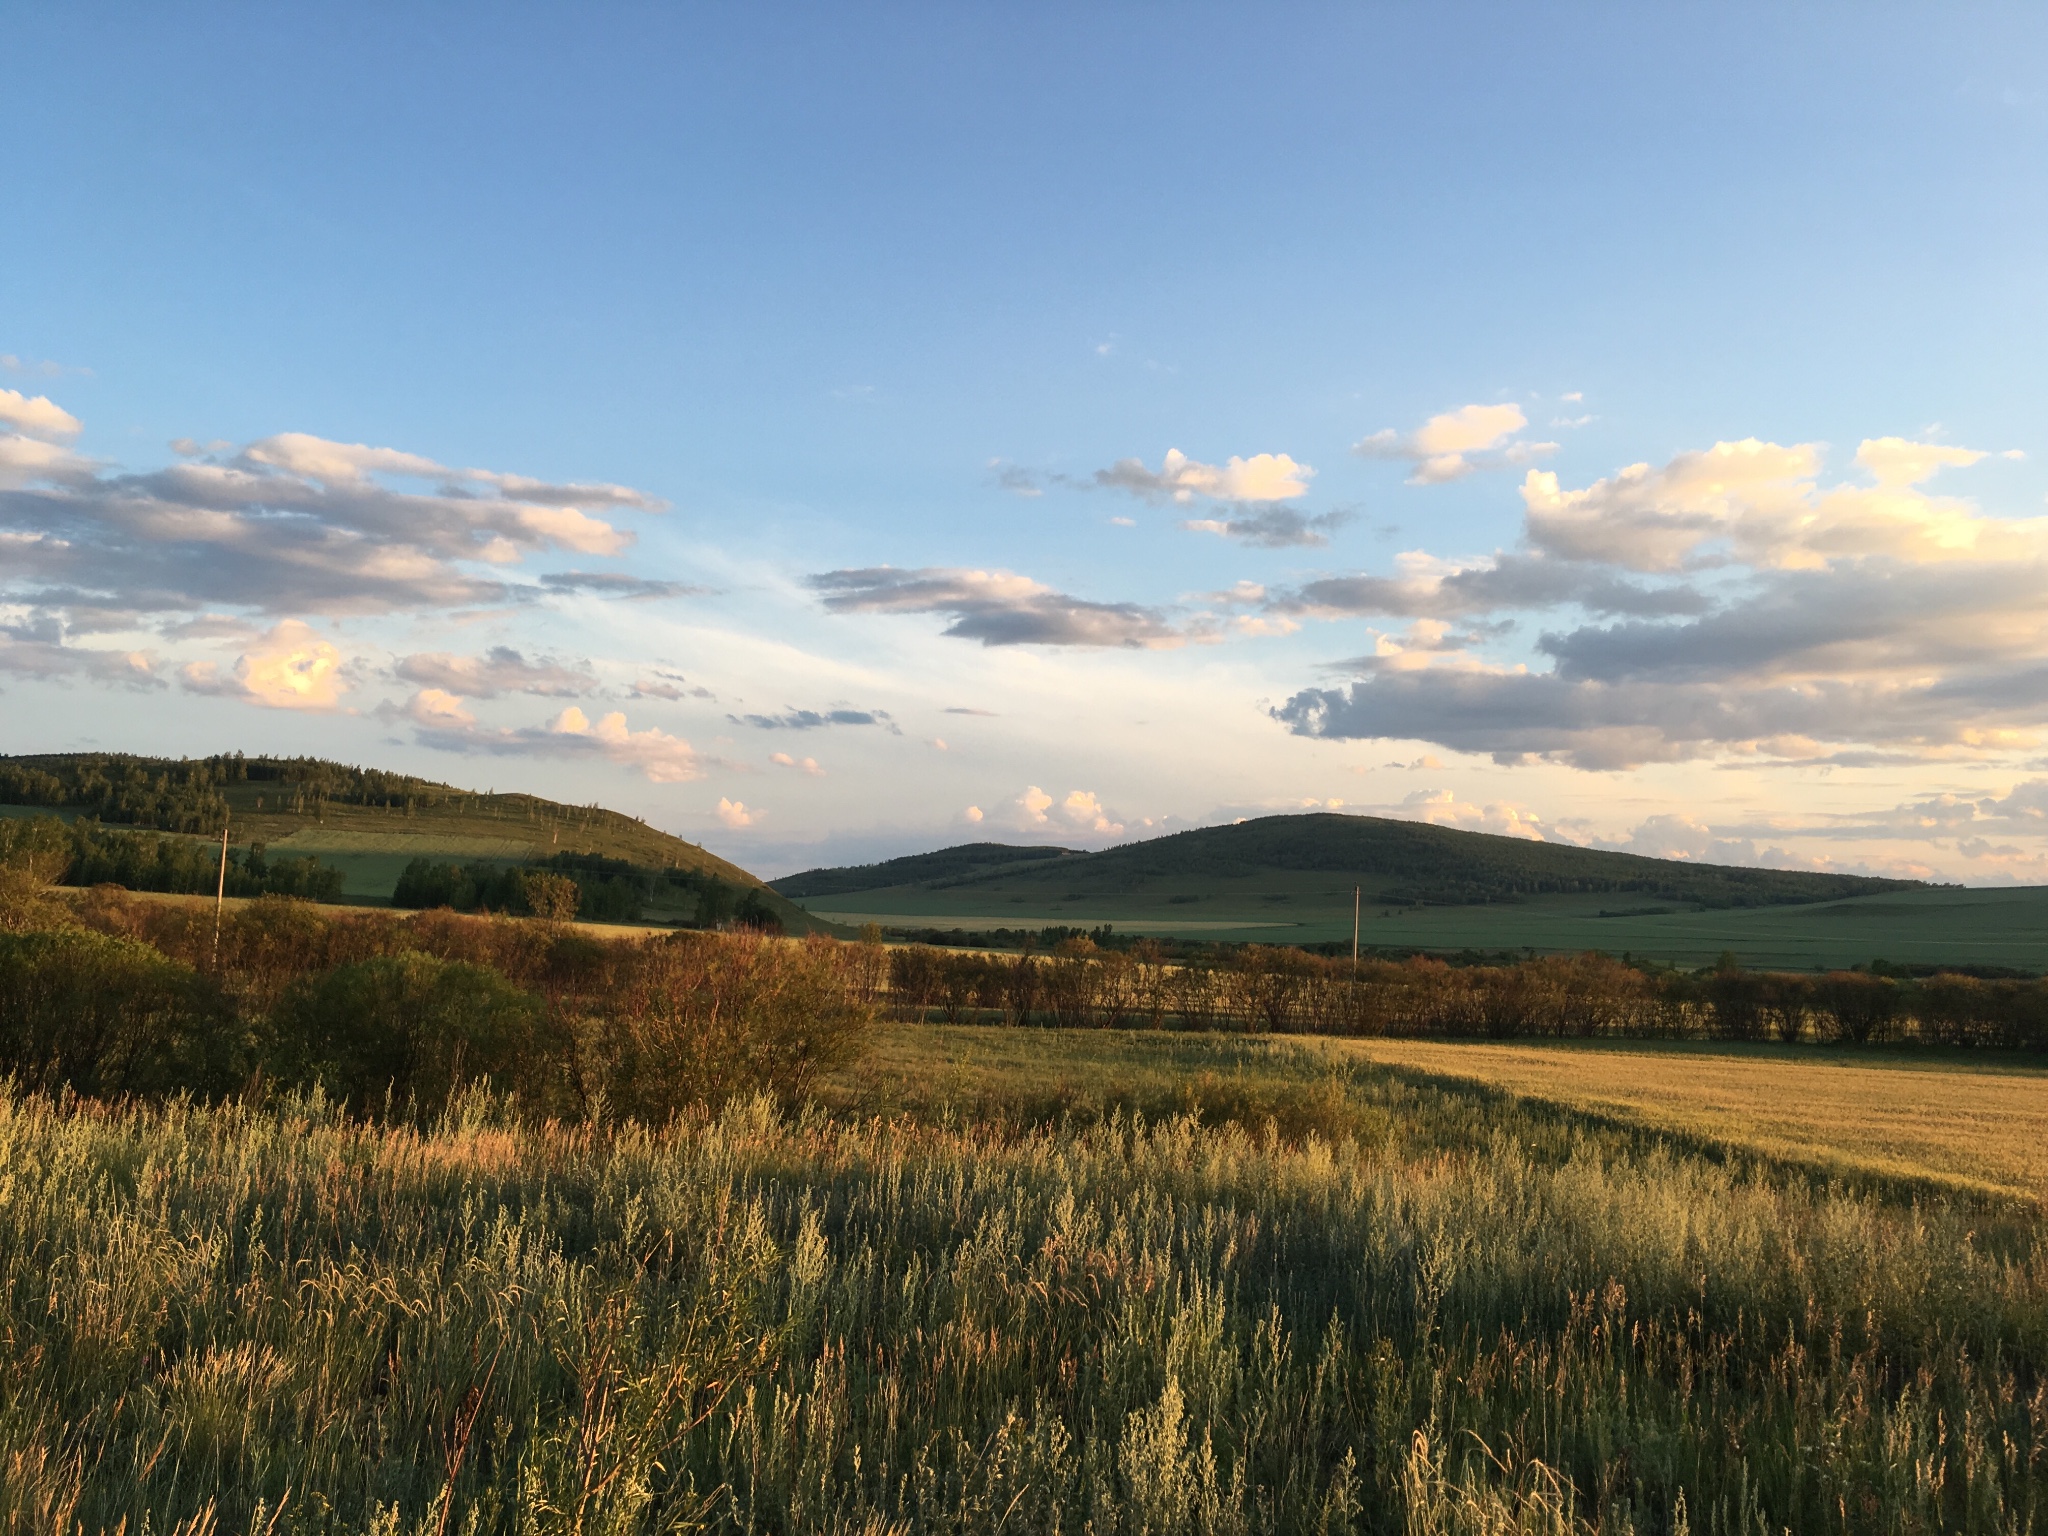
top-left (5, 1029), bottom-right (2047, 1533)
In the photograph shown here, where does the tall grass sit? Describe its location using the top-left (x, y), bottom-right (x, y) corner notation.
top-left (1, 1041), bottom-right (2042, 1533)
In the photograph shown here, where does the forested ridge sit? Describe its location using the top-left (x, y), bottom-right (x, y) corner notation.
top-left (0, 751), bottom-right (503, 832)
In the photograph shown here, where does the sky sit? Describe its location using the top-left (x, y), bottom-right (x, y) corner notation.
top-left (6, 3), bottom-right (2048, 880)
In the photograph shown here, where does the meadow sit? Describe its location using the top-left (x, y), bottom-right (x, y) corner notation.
top-left (8, 871), bottom-right (2048, 1533)
top-left (5, 1027), bottom-right (2047, 1534)
top-left (799, 881), bottom-right (2048, 971)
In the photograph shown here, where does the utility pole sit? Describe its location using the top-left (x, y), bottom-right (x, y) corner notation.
top-left (1351, 885), bottom-right (1360, 971)
top-left (212, 813), bottom-right (230, 968)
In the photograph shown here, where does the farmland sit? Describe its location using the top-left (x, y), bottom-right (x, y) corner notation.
top-left (778, 816), bottom-right (2048, 969)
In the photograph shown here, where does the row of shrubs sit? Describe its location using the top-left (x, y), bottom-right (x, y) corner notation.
top-left (0, 885), bottom-right (877, 1117)
top-left (887, 940), bottom-right (2048, 1048)
top-left (7, 868), bottom-right (2041, 1124)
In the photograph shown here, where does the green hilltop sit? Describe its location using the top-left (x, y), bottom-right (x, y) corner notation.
top-left (776, 813), bottom-right (1917, 908)
top-left (766, 812), bottom-right (2007, 969)
top-left (0, 752), bottom-right (825, 932)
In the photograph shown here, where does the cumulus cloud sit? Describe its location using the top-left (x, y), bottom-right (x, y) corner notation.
top-left (1095, 449), bottom-right (1313, 505)
top-left (0, 390), bottom-right (81, 440)
top-left (1383, 788), bottom-right (1549, 841)
top-left (1182, 507), bottom-right (1352, 548)
top-left (812, 566), bottom-right (1183, 648)
top-left (180, 619), bottom-right (349, 710)
top-left (1516, 435), bottom-right (2041, 573)
top-left (1355, 404), bottom-right (1557, 484)
top-left (716, 797), bottom-right (756, 827)
top-left (770, 751), bottom-right (825, 776)
top-left (395, 646), bottom-right (593, 698)
top-left (1016, 784), bottom-right (1125, 836)
top-left (1279, 434), bottom-right (2048, 768)
top-left (0, 413), bottom-right (669, 622)
top-left (401, 687), bottom-right (477, 727)
top-left (409, 702), bottom-right (705, 783)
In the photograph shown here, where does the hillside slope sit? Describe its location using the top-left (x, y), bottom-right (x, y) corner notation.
top-left (0, 752), bottom-right (825, 931)
top-left (774, 842), bottom-right (1074, 898)
top-left (776, 813), bottom-right (1920, 910)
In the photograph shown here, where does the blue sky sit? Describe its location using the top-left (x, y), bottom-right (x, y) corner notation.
top-left (7, 4), bottom-right (2048, 878)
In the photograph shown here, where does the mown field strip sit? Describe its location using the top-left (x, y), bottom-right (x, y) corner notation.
top-left (1321, 1036), bottom-right (2048, 1201)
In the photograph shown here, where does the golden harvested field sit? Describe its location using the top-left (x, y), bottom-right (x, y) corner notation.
top-left (1320, 1035), bottom-right (2048, 1202)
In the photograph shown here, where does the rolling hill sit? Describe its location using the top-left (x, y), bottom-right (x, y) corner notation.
top-left (0, 752), bottom-right (826, 932)
top-left (768, 813), bottom-right (1981, 967)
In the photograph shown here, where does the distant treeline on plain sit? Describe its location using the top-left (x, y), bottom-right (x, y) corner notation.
top-left (1, 815), bottom-right (346, 901)
top-left (884, 940), bottom-right (2048, 1049)
top-left (391, 853), bottom-right (782, 929)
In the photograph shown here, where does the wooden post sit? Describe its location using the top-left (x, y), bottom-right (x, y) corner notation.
top-left (212, 813), bottom-right (230, 968)
top-left (1351, 885), bottom-right (1360, 970)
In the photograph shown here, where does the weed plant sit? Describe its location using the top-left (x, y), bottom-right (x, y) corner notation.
top-left (0, 1041), bottom-right (2043, 1533)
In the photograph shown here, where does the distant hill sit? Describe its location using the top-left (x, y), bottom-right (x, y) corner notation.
top-left (774, 841), bottom-right (1074, 898)
top-left (0, 752), bottom-right (826, 932)
top-left (775, 813), bottom-right (1920, 912)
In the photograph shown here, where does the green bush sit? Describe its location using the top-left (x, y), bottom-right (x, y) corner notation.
top-left (270, 951), bottom-right (556, 1115)
top-left (579, 931), bottom-right (872, 1118)
top-left (0, 928), bottom-right (239, 1097)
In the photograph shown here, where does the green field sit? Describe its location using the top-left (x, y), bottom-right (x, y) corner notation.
top-left (802, 880), bottom-right (2048, 969)
top-left (7, 1023), bottom-right (2046, 1532)
top-left (776, 814), bottom-right (2048, 969)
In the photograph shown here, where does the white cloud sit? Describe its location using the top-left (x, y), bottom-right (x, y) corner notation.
top-left (1281, 432), bottom-right (2048, 769)
top-left (1095, 449), bottom-right (1313, 505)
top-left (406, 702), bottom-right (706, 782)
top-left (395, 646), bottom-right (593, 698)
top-left (549, 706), bottom-right (704, 782)
top-left (403, 687), bottom-right (476, 727)
top-left (770, 751), bottom-right (825, 776)
top-left (0, 390), bottom-right (81, 440)
top-left (1014, 784), bottom-right (1124, 836)
top-left (717, 797), bottom-right (756, 827)
top-left (0, 415), bottom-right (668, 620)
top-left (179, 619), bottom-right (348, 710)
top-left (1519, 435), bottom-right (2038, 573)
top-left (1389, 787), bottom-right (1549, 841)
top-left (963, 805), bottom-right (984, 823)
top-left (1356, 404), bottom-right (1556, 484)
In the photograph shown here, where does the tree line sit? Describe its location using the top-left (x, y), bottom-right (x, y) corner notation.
top-left (0, 814), bottom-right (344, 900)
top-left (391, 852), bottom-right (785, 927)
top-left (885, 939), bottom-right (2048, 1049)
